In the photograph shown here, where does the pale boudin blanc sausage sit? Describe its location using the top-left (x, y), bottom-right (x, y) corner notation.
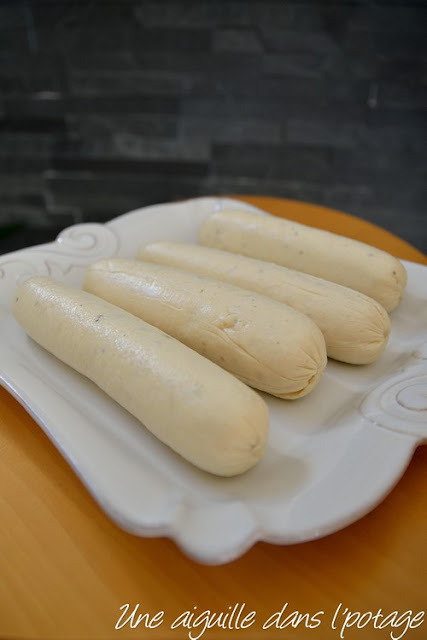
top-left (137, 241), bottom-right (391, 365)
top-left (84, 259), bottom-right (327, 399)
top-left (198, 209), bottom-right (407, 312)
top-left (13, 276), bottom-right (269, 476)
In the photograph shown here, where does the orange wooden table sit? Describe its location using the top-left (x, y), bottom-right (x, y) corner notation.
top-left (1, 197), bottom-right (426, 640)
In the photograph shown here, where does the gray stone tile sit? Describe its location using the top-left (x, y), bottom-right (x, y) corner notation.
top-left (68, 95), bottom-right (181, 115)
top-left (134, 2), bottom-right (293, 29)
top-left (31, 1), bottom-right (134, 32)
top-left (0, 132), bottom-right (58, 171)
top-left (375, 30), bottom-right (427, 58)
top-left (212, 143), bottom-right (333, 182)
top-left (365, 108), bottom-right (427, 129)
top-left (379, 83), bottom-right (427, 110)
top-left (179, 115), bottom-right (281, 144)
top-left (263, 52), bottom-right (331, 79)
top-left (213, 28), bottom-right (263, 53)
top-left (0, 202), bottom-right (51, 227)
top-left (68, 114), bottom-right (177, 141)
top-left (286, 118), bottom-right (360, 148)
top-left (347, 5), bottom-right (427, 32)
top-left (378, 57), bottom-right (427, 84)
top-left (43, 170), bottom-right (204, 219)
top-left (51, 152), bottom-right (209, 176)
top-left (133, 50), bottom-right (263, 74)
top-left (0, 27), bottom-right (29, 55)
top-left (69, 69), bottom-right (193, 97)
top-left (57, 119), bottom-right (209, 163)
top-left (0, 50), bottom-right (66, 97)
top-left (3, 95), bottom-right (67, 120)
top-left (132, 27), bottom-right (212, 52)
top-left (133, 2), bottom-right (221, 29)
top-left (108, 136), bottom-right (210, 163)
top-left (0, 4), bottom-right (27, 30)
top-left (261, 29), bottom-right (339, 56)
top-left (67, 51), bottom-right (136, 72)
top-left (181, 96), bottom-right (286, 119)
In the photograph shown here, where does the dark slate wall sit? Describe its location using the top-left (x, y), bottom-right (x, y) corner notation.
top-left (1, 0), bottom-right (426, 253)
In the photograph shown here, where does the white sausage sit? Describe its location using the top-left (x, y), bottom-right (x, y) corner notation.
top-left (13, 276), bottom-right (269, 476)
top-left (83, 259), bottom-right (327, 399)
top-left (137, 241), bottom-right (391, 365)
top-left (199, 209), bottom-right (407, 312)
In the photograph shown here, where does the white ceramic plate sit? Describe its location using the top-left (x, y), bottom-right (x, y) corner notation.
top-left (1, 197), bottom-right (426, 565)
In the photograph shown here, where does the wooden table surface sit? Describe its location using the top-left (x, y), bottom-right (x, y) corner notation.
top-left (1, 196), bottom-right (426, 640)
